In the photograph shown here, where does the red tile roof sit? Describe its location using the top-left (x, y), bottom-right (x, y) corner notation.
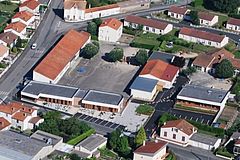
top-left (168, 6), bottom-right (188, 15)
top-left (193, 54), bottom-right (215, 68)
top-left (0, 117), bottom-right (11, 130)
top-left (5, 21), bottom-right (26, 33)
top-left (0, 102), bottom-right (35, 115)
top-left (134, 141), bottom-right (167, 154)
top-left (227, 18), bottom-right (240, 26)
top-left (198, 12), bottom-right (216, 21)
top-left (162, 119), bottom-right (197, 136)
top-left (0, 44), bottom-right (9, 57)
top-left (125, 15), bottom-right (170, 30)
top-left (12, 111), bottom-right (29, 121)
top-left (235, 139), bottom-right (240, 145)
top-left (140, 60), bottom-right (179, 82)
top-left (34, 29), bottom-right (90, 81)
top-left (179, 27), bottom-right (225, 43)
top-left (20, 0), bottom-right (40, 10)
top-left (13, 11), bottom-right (34, 22)
top-left (29, 116), bottom-right (43, 124)
top-left (0, 32), bottom-right (18, 45)
top-left (100, 18), bottom-right (122, 30)
top-left (85, 4), bottom-right (119, 13)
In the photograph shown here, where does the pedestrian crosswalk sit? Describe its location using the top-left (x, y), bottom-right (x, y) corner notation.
top-left (0, 91), bottom-right (9, 96)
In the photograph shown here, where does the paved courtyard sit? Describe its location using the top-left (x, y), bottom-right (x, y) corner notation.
top-left (58, 42), bottom-right (140, 95)
top-left (190, 72), bottom-right (232, 91)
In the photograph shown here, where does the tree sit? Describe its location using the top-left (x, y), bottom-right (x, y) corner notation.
top-left (81, 43), bottom-right (99, 59)
top-left (134, 126), bottom-right (146, 147)
top-left (87, 22), bottom-right (97, 36)
top-left (108, 129), bottom-right (121, 149)
top-left (204, 0), bottom-right (240, 13)
top-left (116, 136), bottom-right (129, 154)
top-left (16, 37), bottom-right (22, 48)
top-left (92, 18), bottom-right (102, 27)
top-left (191, 0), bottom-right (203, 7)
top-left (215, 59), bottom-right (234, 78)
top-left (190, 10), bottom-right (200, 25)
top-left (135, 49), bottom-right (148, 65)
top-left (12, 47), bottom-right (17, 53)
top-left (106, 47), bottom-right (124, 62)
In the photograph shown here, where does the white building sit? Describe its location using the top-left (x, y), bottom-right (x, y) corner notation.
top-left (168, 6), bottom-right (189, 20)
top-left (179, 27), bottom-right (229, 48)
top-left (0, 102), bottom-right (43, 131)
top-left (19, 0), bottom-right (40, 15)
top-left (12, 11), bottom-right (35, 26)
top-left (198, 12), bottom-right (218, 27)
top-left (226, 18), bottom-right (240, 32)
top-left (124, 15), bottom-right (173, 35)
top-left (99, 18), bottom-right (123, 42)
top-left (4, 21), bottom-right (27, 39)
top-left (33, 30), bottom-right (90, 83)
top-left (133, 140), bottom-right (168, 160)
top-left (64, 0), bottom-right (120, 22)
top-left (0, 44), bottom-right (9, 62)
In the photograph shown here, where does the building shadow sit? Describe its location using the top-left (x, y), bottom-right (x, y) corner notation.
top-left (53, 8), bottom-right (64, 20)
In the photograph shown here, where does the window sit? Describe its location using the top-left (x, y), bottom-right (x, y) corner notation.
top-left (173, 134), bottom-right (176, 139)
top-left (164, 132), bottom-right (167, 137)
top-left (208, 41), bottom-right (211, 45)
top-left (182, 136), bottom-right (185, 141)
top-left (152, 28), bottom-right (155, 32)
top-left (17, 120), bottom-right (19, 123)
top-left (146, 27), bottom-right (149, 31)
top-left (175, 129), bottom-right (178, 132)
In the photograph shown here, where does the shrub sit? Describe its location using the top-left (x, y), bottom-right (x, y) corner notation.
top-left (106, 47), bottom-right (124, 62)
top-left (123, 27), bottom-right (136, 35)
top-left (136, 104), bottom-right (154, 115)
top-left (67, 129), bottom-right (95, 145)
top-left (12, 47), bottom-right (17, 53)
top-left (215, 59), bottom-right (234, 78)
top-left (130, 42), bottom-right (155, 50)
top-left (135, 49), bottom-right (148, 65)
top-left (81, 43), bottom-right (99, 59)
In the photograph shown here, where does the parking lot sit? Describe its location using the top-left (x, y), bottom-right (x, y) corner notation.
top-left (190, 72), bottom-right (232, 91)
top-left (58, 42), bottom-right (140, 95)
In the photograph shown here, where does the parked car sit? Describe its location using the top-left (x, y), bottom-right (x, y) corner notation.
top-left (31, 43), bottom-right (37, 50)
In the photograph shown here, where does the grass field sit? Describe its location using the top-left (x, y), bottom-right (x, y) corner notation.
top-left (0, 2), bottom-right (18, 13)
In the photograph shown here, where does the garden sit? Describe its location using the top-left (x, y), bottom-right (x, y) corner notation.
top-left (136, 104), bottom-right (154, 115)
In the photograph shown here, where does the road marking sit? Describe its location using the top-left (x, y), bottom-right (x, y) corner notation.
top-left (190, 117), bottom-right (193, 120)
top-left (179, 115), bottom-right (181, 118)
top-left (196, 118), bottom-right (198, 122)
top-left (0, 91), bottom-right (9, 96)
top-left (184, 116), bottom-right (187, 119)
top-left (201, 119), bottom-right (204, 124)
top-left (207, 120), bottom-right (210, 125)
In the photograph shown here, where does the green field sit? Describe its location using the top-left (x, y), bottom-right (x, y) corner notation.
top-left (0, 1), bottom-right (18, 13)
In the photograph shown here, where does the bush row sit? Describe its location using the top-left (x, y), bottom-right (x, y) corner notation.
top-left (67, 128), bottom-right (96, 146)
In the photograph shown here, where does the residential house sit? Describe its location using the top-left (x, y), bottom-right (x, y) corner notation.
top-left (99, 18), bottom-right (123, 42)
top-left (168, 6), bottom-right (189, 20)
top-left (12, 11), bottom-right (35, 26)
top-left (159, 119), bottom-right (221, 150)
top-left (198, 12), bottom-right (218, 26)
top-left (192, 48), bottom-right (240, 74)
top-left (0, 130), bottom-right (63, 160)
top-left (117, 0), bottom-right (150, 13)
top-left (19, 0), bottom-right (40, 15)
top-left (4, 21), bottom-right (27, 39)
top-left (0, 32), bottom-right (18, 48)
top-left (0, 44), bottom-right (9, 62)
top-left (75, 134), bottom-right (107, 158)
top-left (0, 117), bottom-right (11, 131)
top-left (176, 84), bottom-right (230, 122)
top-left (226, 18), bottom-right (240, 32)
top-left (124, 15), bottom-right (173, 35)
top-left (33, 29), bottom-right (90, 83)
top-left (64, 0), bottom-right (120, 22)
top-left (234, 139), bottom-right (240, 156)
top-left (0, 102), bottom-right (44, 131)
top-left (133, 140), bottom-right (168, 160)
top-left (179, 27), bottom-right (229, 48)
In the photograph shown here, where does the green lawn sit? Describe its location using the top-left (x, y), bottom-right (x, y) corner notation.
top-left (136, 104), bottom-right (154, 115)
top-left (225, 41), bottom-right (237, 52)
top-left (234, 50), bottom-right (240, 59)
top-left (216, 147), bottom-right (234, 158)
top-left (99, 148), bottom-right (118, 159)
top-left (175, 104), bottom-right (216, 115)
top-left (0, 2), bottom-right (19, 13)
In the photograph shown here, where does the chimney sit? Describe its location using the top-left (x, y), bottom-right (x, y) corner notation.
top-left (155, 139), bottom-right (158, 143)
top-left (6, 36), bottom-right (9, 39)
top-left (89, 3), bottom-right (91, 8)
top-left (143, 140), bottom-right (145, 146)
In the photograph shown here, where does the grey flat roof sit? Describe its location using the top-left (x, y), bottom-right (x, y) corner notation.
top-left (72, 150), bottom-right (90, 158)
top-left (76, 134), bottom-right (107, 152)
top-left (83, 90), bottom-right (123, 105)
top-left (22, 81), bottom-right (79, 98)
top-left (74, 89), bottom-right (88, 98)
top-left (190, 133), bottom-right (220, 145)
top-left (149, 51), bottom-right (174, 63)
top-left (178, 84), bottom-right (228, 103)
top-left (30, 130), bottom-right (62, 146)
top-left (0, 131), bottom-right (49, 159)
top-left (130, 76), bottom-right (158, 92)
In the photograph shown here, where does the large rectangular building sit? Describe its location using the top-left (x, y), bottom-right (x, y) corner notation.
top-left (33, 30), bottom-right (90, 84)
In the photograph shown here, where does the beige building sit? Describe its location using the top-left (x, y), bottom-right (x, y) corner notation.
top-left (99, 18), bottom-right (123, 42)
top-left (226, 18), bottom-right (240, 32)
top-left (0, 44), bottom-right (9, 62)
top-left (124, 15), bottom-right (173, 35)
top-left (168, 6), bottom-right (189, 20)
top-left (179, 27), bottom-right (229, 48)
top-left (198, 12), bottom-right (218, 26)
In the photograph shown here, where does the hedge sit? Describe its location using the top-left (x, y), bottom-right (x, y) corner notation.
top-left (123, 27), bottom-right (136, 35)
top-left (136, 104), bottom-right (154, 115)
top-left (67, 129), bottom-right (95, 146)
top-left (130, 41), bottom-right (155, 50)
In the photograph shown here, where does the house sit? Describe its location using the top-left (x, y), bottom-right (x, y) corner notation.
top-left (117, 0), bottom-right (150, 13)
top-left (124, 15), bottom-right (173, 35)
top-left (234, 139), bottom-right (240, 155)
top-left (168, 6), bottom-right (189, 20)
top-left (192, 48), bottom-right (240, 74)
top-left (0, 130), bottom-right (62, 160)
top-left (33, 29), bottom-right (90, 83)
top-left (0, 32), bottom-right (18, 48)
top-left (226, 18), bottom-right (240, 32)
top-left (0, 117), bottom-right (11, 131)
top-left (0, 102), bottom-right (44, 131)
top-left (179, 27), bottom-right (229, 48)
top-left (75, 134), bottom-right (107, 158)
top-left (12, 11), bottom-right (35, 26)
top-left (64, 0), bottom-right (120, 22)
top-left (99, 18), bottom-right (123, 42)
top-left (139, 59), bottom-right (179, 89)
top-left (0, 44), bottom-right (9, 62)
top-left (198, 12), bottom-right (218, 26)
top-left (81, 90), bottom-right (124, 113)
top-left (176, 84), bottom-right (230, 122)
top-left (19, 0), bottom-right (40, 15)
top-left (133, 140), bottom-right (168, 160)
top-left (21, 81), bottom-right (87, 107)
top-left (4, 21), bottom-right (27, 39)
